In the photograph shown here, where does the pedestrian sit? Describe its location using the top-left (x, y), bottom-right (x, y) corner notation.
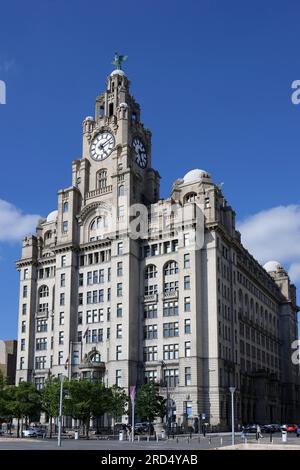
top-left (256, 424), bottom-right (263, 439)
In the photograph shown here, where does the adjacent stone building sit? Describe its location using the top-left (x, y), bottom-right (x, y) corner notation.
top-left (0, 340), bottom-right (17, 385)
top-left (15, 63), bottom-right (300, 429)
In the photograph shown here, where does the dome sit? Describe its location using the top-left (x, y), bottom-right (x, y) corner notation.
top-left (183, 169), bottom-right (209, 184)
top-left (263, 261), bottom-right (283, 273)
top-left (84, 116), bottom-right (94, 121)
top-left (119, 102), bottom-right (128, 108)
top-left (46, 210), bottom-right (58, 223)
top-left (110, 69), bottom-right (126, 77)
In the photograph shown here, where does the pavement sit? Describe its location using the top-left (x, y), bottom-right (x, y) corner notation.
top-left (0, 432), bottom-right (299, 450)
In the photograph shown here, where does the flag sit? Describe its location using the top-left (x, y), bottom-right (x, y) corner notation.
top-left (129, 385), bottom-right (136, 402)
top-left (64, 356), bottom-right (69, 370)
top-left (83, 328), bottom-right (89, 339)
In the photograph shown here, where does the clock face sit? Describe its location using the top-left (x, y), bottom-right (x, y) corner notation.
top-left (132, 137), bottom-right (147, 168)
top-left (90, 131), bottom-right (115, 161)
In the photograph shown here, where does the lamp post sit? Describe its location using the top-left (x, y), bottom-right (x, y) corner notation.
top-left (229, 387), bottom-right (236, 446)
top-left (161, 361), bottom-right (170, 437)
top-left (57, 375), bottom-right (65, 448)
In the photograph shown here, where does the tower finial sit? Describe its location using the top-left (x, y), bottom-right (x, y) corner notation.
top-left (112, 52), bottom-right (128, 70)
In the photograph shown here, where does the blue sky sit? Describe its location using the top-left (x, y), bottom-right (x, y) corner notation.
top-left (1, 0), bottom-right (300, 338)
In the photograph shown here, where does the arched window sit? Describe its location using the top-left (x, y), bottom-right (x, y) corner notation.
top-left (63, 202), bottom-right (69, 213)
top-left (118, 185), bottom-right (124, 197)
top-left (91, 352), bottom-right (101, 363)
top-left (145, 264), bottom-right (157, 280)
top-left (164, 261), bottom-right (179, 276)
top-left (184, 192), bottom-right (197, 204)
top-left (44, 231), bottom-right (52, 241)
top-left (90, 216), bottom-right (107, 231)
top-left (39, 285), bottom-right (49, 298)
top-left (97, 170), bottom-right (107, 189)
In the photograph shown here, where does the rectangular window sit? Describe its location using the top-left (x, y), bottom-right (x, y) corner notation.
top-left (21, 321), bottom-right (26, 333)
top-left (185, 367), bottom-right (191, 386)
top-left (72, 350), bottom-right (79, 365)
top-left (35, 376), bottom-right (45, 391)
top-left (144, 304), bottom-right (157, 318)
top-left (78, 311), bottom-right (83, 325)
top-left (184, 233), bottom-right (190, 247)
top-left (79, 273), bottom-right (84, 287)
top-left (108, 267), bottom-right (111, 282)
top-left (144, 324), bottom-right (158, 340)
top-left (99, 289), bottom-right (104, 303)
top-left (22, 304), bottom-right (27, 315)
top-left (116, 345), bottom-right (122, 361)
top-left (164, 368), bottom-right (179, 387)
top-left (23, 285), bottom-right (28, 298)
top-left (24, 269), bottom-right (29, 280)
top-left (116, 369), bottom-right (122, 387)
top-left (36, 337), bottom-right (47, 351)
top-left (59, 312), bottom-right (64, 325)
top-left (184, 275), bottom-right (191, 290)
top-left (145, 284), bottom-right (158, 296)
top-left (58, 351), bottom-right (63, 365)
top-left (63, 221), bottom-right (68, 233)
top-left (61, 255), bottom-right (66, 267)
top-left (163, 322), bottom-right (179, 338)
top-left (20, 357), bottom-right (24, 370)
top-left (117, 262), bottom-right (123, 276)
top-left (35, 356), bottom-right (46, 370)
top-left (185, 341), bottom-right (191, 357)
top-left (36, 319), bottom-right (47, 332)
top-left (21, 338), bottom-right (25, 351)
top-left (184, 297), bottom-right (191, 312)
top-left (77, 331), bottom-right (82, 343)
top-left (63, 201), bottom-right (69, 213)
top-left (117, 242), bottom-right (123, 255)
top-left (117, 283), bottom-right (123, 297)
top-left (163, 301), bottom-right (178, 316)
top-left (99, 269), bottom-right (104, 283)
top-left (143, 345), bottom-right (158, 362)
top-left (87, 271), bottom-right (92, 286)
top-left (144, 370), bottom-right (157, 383)
top-left (87, 291), bottom-right (92, 304)
top-left (99, 308), bottom-right (104, 322)
top-left (185, 401), bottom-right (193, 417)
top-left (184, 253), bottom-right (190, 268)
top-left (60, 273), bottom-right (66, 287)
top-left (116, 324), bottom-right (123, 339)
top-left (86, 310), bottom-right (92, 324)
top-left (60, 293), bottom-right (65, 306)
top-left (59, 331), bottom-right (64, 345)
top-left (184, 319), bottom-right (191, 334)
top-left (117, 303), bottom-right (123, 318)
top-left (92, 309), bottom-right (98, 323)
top-left (163, 344), bottom-right (179, 360)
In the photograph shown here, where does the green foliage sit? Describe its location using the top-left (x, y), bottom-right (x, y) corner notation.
top-left (107, 385), bottom-right (128, 420)
top-left (41, 376), bottom-right (65, 419)
top-left (135, 381), bottom-right (165, 423)
top-left (6, 381), bottom-right (41, 421)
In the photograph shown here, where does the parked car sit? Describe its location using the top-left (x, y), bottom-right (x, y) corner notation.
top-left (134, 422), bottom-right (154, 434)
top-left (244, 424), bottom-right (258, 433)
top-left (22, 427), bottom-right (45, 437)
top-left (281, 424), bottom-right (297, 433)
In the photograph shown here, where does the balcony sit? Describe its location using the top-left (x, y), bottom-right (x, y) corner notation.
top-left (86, 185), bottom-right (113, 200)
top-left (163, 290), bottom-right (179, 300)
top-left (144, 293), bottom-right (158, 303)
top-left (36, 310), bottom-right (49, 319)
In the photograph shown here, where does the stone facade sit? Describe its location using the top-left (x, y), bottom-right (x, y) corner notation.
top-left (15, 66), bottom-right (300, 429)
top-left (0, 340), bottom-right (17, 385)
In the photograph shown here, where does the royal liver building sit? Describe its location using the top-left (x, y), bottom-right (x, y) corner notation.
top-left (16, 59), bottom-right (300, 429)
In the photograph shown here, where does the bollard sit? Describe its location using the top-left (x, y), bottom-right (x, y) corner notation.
top-left (156, 435), bottom-right (159, 442)
top-left (270, 432), bottom-right (273, 443)
top-left (220, 437), bottom-right (223, 446)
top-left (138, 435), bottom-right (140, 442)
top-left (176, 437), bottom-right (178, 444)
top-left (147, 436), bottom-right (149, 442)
top-left (209, 437), bottom-right (211, 445)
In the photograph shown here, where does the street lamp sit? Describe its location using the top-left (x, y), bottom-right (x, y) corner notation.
top-left (161, 361), bottom-right (170, 437)
top-left (229, 387), bottom-right (236, 446)
top-left (58, 375), bottom-right (65, 447)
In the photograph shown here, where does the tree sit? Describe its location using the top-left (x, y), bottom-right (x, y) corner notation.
top-left (64, 379), bottom-right (109, 437)
top-left (135, 381), bottom-right (165, 432)
top-left (107, 385), bottom-right (128, 432)
top-left (6, 382), bottom-right (41, 437)
top-left (41, 376), bottom-right (64, 438)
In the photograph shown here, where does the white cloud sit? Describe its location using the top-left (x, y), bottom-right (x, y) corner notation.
top-left (237, 205), bottom-right (300, 284)
top-left (0, 199), bottom-right (41, 242)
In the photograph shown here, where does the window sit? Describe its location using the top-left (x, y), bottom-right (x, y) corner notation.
top-left (35, 376), bottom-right (45, 390)
top-left (37, 319), bottom-right (47, 332)
top-left (23, 285), bottom-right (28, 298)
top-left (184, 297), bottom-right (191, 312)
top-left (99, 269), bottom-right (105, 283)
top-left (39, 285), bottom-right (49, 298)
top-left (38, 303), bottom-right (49, 314)
top-left (184, 192), bottom-right (196, 203)
top-left (78, 292), bottom-right (83, 305)
top-left (143, 345), bottom-right (158, 362)
top-left (61, 255), bottom-right (66, 267)
top-left (117, 303), bottom-right (123, 318)
top-left (92, 309), bottom-right (99, 323)
top-left (164, 281), bottom-right (178, 294)
top-left (145, 264), bottom-right (157, 279)
top-left (58, 351), bottom-right (63, 365)
top-left (184, 275), bottom-right (191, 290)
top-left (63, 201), bottom-right (69, 213)
top-left (24, 268), bottom-right (29, 280)
top-left (116, 369), bottom-right (123, 387)
top-left (144, 324), bottom-right (158, 340)
top-left (117, 283), bottom-right (123, 297)
top-left (108, 267), bottom-right (111, 282)
top-left (184, 253), bottom-right (190, 268)
top-left (59, 331), bottom-right (64, 345)
top-left (98, 169), bottom-right (107, 189)
top-left (59, 312), bottom-right (64, 325)
top-left (144, 304), bottom-right (157, 318)
top-left (116, 345), bottom-right (122, 361)
top-left (22, 304), bottom-right (27, 316)
top-left (164, 261), bottom-right (179, 276)
top-left (36, 337), bottom-right (47, 351)
top-left (185, 401), bottom-right (193, 417)
top-left (184, 233), bottom-right (190, 247)
top-left (163, 344), bottom-right (179, 360)
top-left (35, 356), bottom-right (46, 370)
top-left (107, 327), bottom-right (110, 339)
top-left (163, 301), bottom-right (178, 316)
top-left (21, 321), bottom-right (26, 333)
top-left (163, 322), bottom-right (179, 338)
top-left (118, 185), bottom-right (124, 197)
top-left (20, 357), bottom-right (24, 370)
top-left (63, 221), bottom-right (68, 233)
top-left (60, 293), bottom-right (65, 306)
top-left (117, 262), bottom-right (123, 276)
top-left (78, 311), bottom-right (83, 325)
top-left (185, 341), bottom-right (191, 357)
top-left (79, 273), bottom-right (83, 287)
top-left (21, 339), bottom-right (25, 351)
top-left (60, 274), bottom-right (66, 287)
top-left (164, 369), bottom-right (179, 387)
top-left (145, 285), bottom-right (158, 296)
top-left (118, 205), bottom-right (125, 219)
top-left (145, 370), bottom-right (157, 382)
top-left (72, 350), bottom-right (79, 365)
top-left (185, 367), bottom-right (191, 386)
top-left (184, 319), bottom-right (191, 334)
top-left (117, 242), bottom-right (123, 255)
top-left (116, 324), bottom-right (123, 339)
